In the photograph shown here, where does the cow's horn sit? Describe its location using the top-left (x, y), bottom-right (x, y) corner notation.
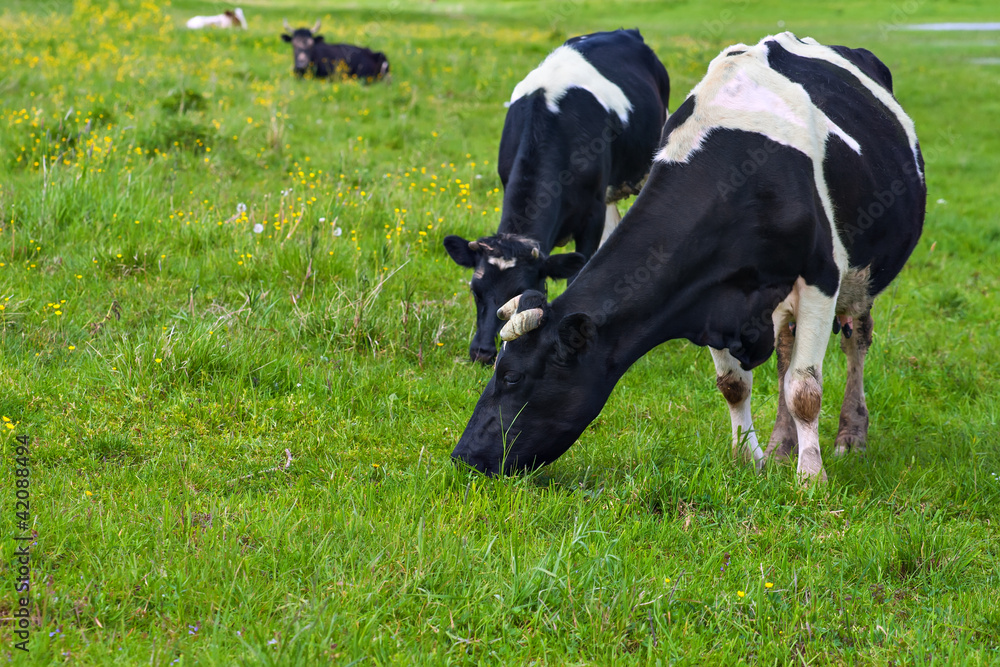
top-left (283, 18), bottom-right (292, 32)
top-left (312, 18), bottom-right (321, 33)
top-left (500, 308), bottom-right (544, 341)
top-left (531, 247), bottom-right (540, 260)
top-left (468, 240), bottom-right (481, 252)
top-left (496, 295), bottom-right (521, 321)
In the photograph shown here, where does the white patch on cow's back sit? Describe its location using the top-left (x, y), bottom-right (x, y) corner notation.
top-left (710, 69), bottom-right (861, 154)
top-left (656, 43), bottom-right (860, 166)
top-left (488, 256), bottom-right (518, 271)
top-left (508, 46), bottom-right (633, 124)
top-left (769, 33), bottom-right (922, 181)
top-left (655, 38), bottom-right (859, 276)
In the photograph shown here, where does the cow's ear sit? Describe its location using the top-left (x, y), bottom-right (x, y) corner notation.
top-left (281, 34), bottom-right (292, 42)
top-left (556, 313), bottom-right (596, 361)
top-left (314, 34), bottom-right (325, 42)
top-left (443, 235), bottom-right (479, 268)
top-left (543, 252), bottom-right (586, 280)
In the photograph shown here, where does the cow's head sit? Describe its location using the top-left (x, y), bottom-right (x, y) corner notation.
top-left (443, 234), bottom-right (585, 365)
top-left (281, 19), bottom-right (322, 74)
top-left (450, 290), bottom-right (610, 474)
top-left (225, 8), bottom-right (247, 29)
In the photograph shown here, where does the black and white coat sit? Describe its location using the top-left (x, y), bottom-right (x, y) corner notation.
top-left (444, 29), bottom-right (670, 364)
top-left (451, 33), bottom-right (926, 483)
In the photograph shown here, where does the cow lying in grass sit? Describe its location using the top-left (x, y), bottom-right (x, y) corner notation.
top-left (281, 20), bottom-right (389, 80)
top-left (444, 29), bottom-right (670, 364)
top-left (451, 33), bottom-right (926, 484)
top-left (186, 8), bottom-right (246, 30)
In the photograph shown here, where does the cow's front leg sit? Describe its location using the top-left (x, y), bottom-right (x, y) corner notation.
top-left (835, 308), bottom-right (873, 455)
top-left (772, 279), bottom-right (837, 484)
top-left (571, 198), bottom-right (607, 263)
top-left (710, 348), bottom-right (764, 469)
top-left (766, 322), bottom-right (798, 461)
top-left (600, 202), bottom-right (622, 246)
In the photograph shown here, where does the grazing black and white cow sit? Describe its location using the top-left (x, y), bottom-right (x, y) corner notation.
top-left (444, 29), bottom-right (670, 364)
top-left (281, 20), bottom-right (389, 80)
top-left (451, 33), bottom-right (925, 484)
top-left (187, 8), bottom-right (246, 30)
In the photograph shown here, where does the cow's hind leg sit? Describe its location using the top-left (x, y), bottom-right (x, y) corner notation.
top-left (835, 308), bottom-right (873, 455)
top-left (710, 348), bottom-right (764, 469)
top-left (772, 279), bottom-right (837, 484)
top-left (766, 323), bottom-right (798, 462)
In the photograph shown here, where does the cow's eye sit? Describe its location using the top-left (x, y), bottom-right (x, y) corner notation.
top-left (502, 371), bottom-right (522, 386)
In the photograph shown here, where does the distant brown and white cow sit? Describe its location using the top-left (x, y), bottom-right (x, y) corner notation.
top-left (186, 8), bottom-right (246, 30)
top-left (451, 33), bottom-right (926, 484)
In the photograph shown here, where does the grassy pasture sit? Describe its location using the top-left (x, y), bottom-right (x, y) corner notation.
top-left (1, 0), bottom-right (999, 663)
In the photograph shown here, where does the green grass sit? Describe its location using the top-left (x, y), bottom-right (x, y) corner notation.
top-left (1, 0), bottom-right (1000, 663)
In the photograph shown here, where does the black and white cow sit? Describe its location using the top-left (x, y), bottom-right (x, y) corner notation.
top-left (444, 29), bottom-right (670, 364)
top-left (451, 33), bottom-right (925, 484)
top-left (281, 20), bottom-right (389, 80)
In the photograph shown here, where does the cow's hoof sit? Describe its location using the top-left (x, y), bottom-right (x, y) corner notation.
top-left (797, 467), bottom-right (828, 487)
top-left (731, 445), bottom-right (754, 465)
top-left (765, 435), bottom-right (797, 462)
top-left (834, 434), bottom-right (867, 457)
top-left (762, 452), bottom-right (791, 469)
top-left (731, 448), bottom-right (767, 474)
